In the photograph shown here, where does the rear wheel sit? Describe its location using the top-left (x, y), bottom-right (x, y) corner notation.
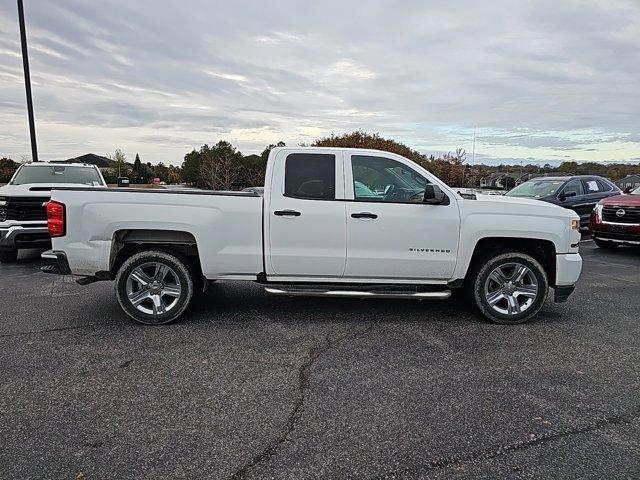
top-left (594, 238), bottom-right (618, 249)
top-left (0, 249), bottom-right (18, 263)
top-left (471, 252), bottom-right (548, 324)
top-left (115, 250), bottom-right (194, 325)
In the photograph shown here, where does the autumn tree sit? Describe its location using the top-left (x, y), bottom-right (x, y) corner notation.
top-left (0, 157), bottom-right (19, 183)
top-left (200, 141), bottom-right (244, 190)
top-left (109, 149), bottom-right (130, 178)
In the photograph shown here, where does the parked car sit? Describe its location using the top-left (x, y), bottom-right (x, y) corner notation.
top-left (589, 185), bottom-right (640, 248)
top-left (42, 147), bottom-right (582, 325)
top-left (0, 162), bottom-right (106, 262)
top-left (505, 176), bottom-right (621, 228)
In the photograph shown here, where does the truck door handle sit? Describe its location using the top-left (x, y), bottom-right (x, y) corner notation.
top-left (274, 209), bottom-right (301, 217)
top-left (351, 212), bottom-right (378, 219)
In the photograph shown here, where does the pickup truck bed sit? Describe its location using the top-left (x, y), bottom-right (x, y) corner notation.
top-left (49, 187), bottom-right (264, 279)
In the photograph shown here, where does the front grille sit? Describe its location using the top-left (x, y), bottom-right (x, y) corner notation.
top-left (602, 206), bottom-right (640, 224)
top-left (4, 197), bottom-right (48, 222)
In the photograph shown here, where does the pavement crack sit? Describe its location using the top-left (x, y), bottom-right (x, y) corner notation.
top-left (229, 323), bottom-right (375, 480)
top-left (372, 407), bottom-right (640, 479)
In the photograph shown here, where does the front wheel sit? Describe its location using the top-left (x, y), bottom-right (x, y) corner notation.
top-left (115, 250), bottom-right (194, 325)
top-left (471, 252), bottom-right (549, 324)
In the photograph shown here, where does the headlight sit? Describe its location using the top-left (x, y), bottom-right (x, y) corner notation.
top-left (594, 204), bottom-right (603, 219)
top-left (570, 219), bottom-right (579, 230)
top-left (0, 207), bottom-right (6, 223)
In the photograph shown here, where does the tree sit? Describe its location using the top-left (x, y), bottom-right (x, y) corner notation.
top-left (167, 165), bottom-right (182, 184)
top-left (109, 149), bottom-right (129, 178)
top-left (132, 153), bottom-right (143, 183)
top-left (239, 141), bottom-right (286, 187)
top-left (0, 158), bottom-right (19, 183)
top-left (153, 162), bottom-right (169, 182)
top-left (313, 131), bottom-right (425, 163)
top-left (182, 147), bottom-right (206, 187)
top-left (199, 141), bottom-right (244, 190)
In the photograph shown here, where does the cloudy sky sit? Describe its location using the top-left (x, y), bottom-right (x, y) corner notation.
top-left (1, 0), bottom-right (639, 166)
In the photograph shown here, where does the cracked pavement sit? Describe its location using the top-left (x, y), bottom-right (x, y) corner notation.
top-left (0, 241), bottom-right (638, 479)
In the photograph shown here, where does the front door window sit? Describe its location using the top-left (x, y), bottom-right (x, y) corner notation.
top-left (352, 155), bottom-right (428, 203)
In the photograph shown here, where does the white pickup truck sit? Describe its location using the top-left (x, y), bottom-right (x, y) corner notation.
top-left (0, 162), bottom-right (106, 262)
top-left (42, 147), bottom-right (582, 325)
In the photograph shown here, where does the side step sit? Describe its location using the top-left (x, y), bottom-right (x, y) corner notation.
top-left (264, 287), bottom-right (451, 300)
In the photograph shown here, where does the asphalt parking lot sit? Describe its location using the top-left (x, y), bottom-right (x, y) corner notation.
top-left (1, 241), bottom-right (638, 480)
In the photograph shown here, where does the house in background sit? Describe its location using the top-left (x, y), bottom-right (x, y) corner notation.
top-left (62, 153), bottom-right (113, 176)
top-left (479, 172), bottom-right (522, 189)
top-left (615, 174), bottom-right (640, 191)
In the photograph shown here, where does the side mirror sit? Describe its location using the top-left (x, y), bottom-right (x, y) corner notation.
top-left (623, 186), bottom-right (633, 194)
top-left (424, 184), bottom-right (446, 205)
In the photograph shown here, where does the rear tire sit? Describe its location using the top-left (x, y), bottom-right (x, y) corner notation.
top-left (471, 252), bottom-right (548, 324)
top-left (594, 239), bottom-right (618, 249)
top-left (0, 249), bottom-right (18, 263)
top-left (115, 250), bottom-right (194, 325)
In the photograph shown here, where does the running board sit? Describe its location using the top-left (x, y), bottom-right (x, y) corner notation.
top-left (264, 287), bottom-right (451, 300)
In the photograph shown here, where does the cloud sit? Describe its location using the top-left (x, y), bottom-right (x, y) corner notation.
top-left (0, 0), bottom-right (638, 165)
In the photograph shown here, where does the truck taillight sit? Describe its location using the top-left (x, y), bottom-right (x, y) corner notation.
top-left (46, 201), bottom-right (66, 237)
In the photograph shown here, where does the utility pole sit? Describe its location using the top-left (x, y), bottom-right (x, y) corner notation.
top-left (17, 0), bottom-right (38, 162)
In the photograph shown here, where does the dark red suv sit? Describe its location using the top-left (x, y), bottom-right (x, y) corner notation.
top-left (590, 186), bottom-right (640, 248)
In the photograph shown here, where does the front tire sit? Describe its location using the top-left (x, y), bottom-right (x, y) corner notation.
top-left (471, 252), bottom-right (549, 324)
top-left (115, 250), bottom-right (194, 325)
top-left (0, 249), bottom-right (18, 263)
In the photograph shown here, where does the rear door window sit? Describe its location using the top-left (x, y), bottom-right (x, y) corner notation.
top-left (284, 154), bottom-right (335, 200)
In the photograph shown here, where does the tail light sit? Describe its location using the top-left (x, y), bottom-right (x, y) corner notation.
top-left (46, 201), bottom-right (66, 237)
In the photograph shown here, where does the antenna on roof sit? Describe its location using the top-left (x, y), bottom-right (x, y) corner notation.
top-left (472, 126), bottom-right (476, 168)
top-left (17, 0), bottom-right (38, 162)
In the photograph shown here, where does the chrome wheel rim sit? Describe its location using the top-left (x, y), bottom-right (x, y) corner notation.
top-left (484, 262), bottom-right (539, 316)
top-left (125, 262), bottom-right (182, 316)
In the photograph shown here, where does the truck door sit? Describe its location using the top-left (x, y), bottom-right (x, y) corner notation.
top-left (266, 149), bottom-right (347, 278)
top-left (344, 153), bottom-right (460, 280)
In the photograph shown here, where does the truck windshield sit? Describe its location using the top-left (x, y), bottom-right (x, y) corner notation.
top-left (505, 180), bottom-right (565, 198)
top-left (632, 186), bottom-right (640, 195)
top-left (11, 165), bottom-right (104, 186)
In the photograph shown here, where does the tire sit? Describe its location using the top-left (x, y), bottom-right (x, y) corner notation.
top-left (115, 250), bottom-right (194, 325)
top-left (471, 252), bottom-right (549, 325)
top-left (594, 239), bottom-right (618, 249)
top-left (0, 249), bottom-right (18, 263)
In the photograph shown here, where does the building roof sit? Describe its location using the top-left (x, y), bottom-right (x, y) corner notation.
top-left (62, 153), bottom-right (113, 168)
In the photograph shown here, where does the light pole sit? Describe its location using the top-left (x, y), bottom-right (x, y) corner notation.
top-left (17, 0), bottom-right (38, 162)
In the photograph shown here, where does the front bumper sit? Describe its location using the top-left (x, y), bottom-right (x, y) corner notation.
top-left (554, 253), bottom-right (582, 303)
top-left (590, 231), bottom-right (640, 246)
top-left (0, 224), bottom-right (50, 250)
